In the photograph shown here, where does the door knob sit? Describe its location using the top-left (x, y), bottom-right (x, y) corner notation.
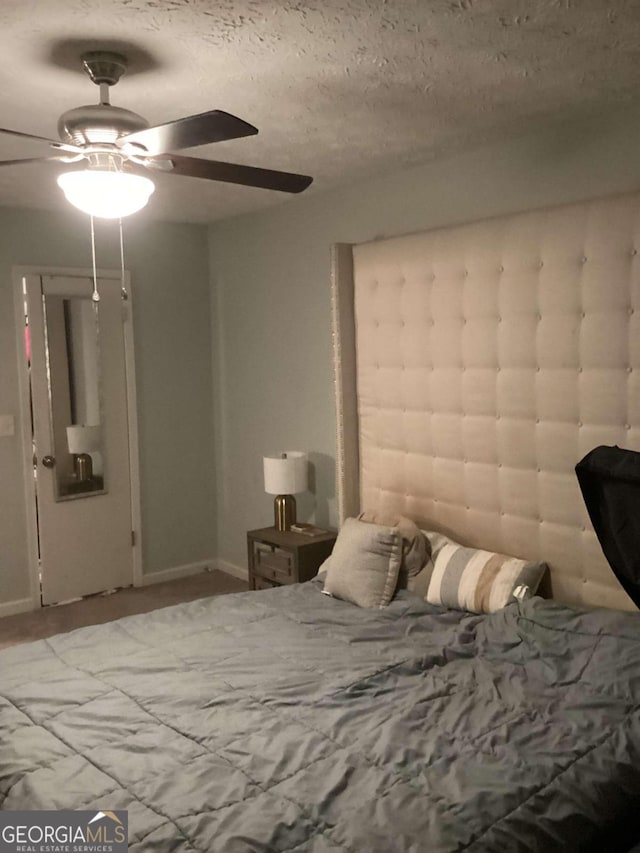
top-left (42, 455), bottom-right (56, 468)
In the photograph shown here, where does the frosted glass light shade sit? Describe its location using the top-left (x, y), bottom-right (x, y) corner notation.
top-left (66, 424), bottom-right (101, 454)
top-left (264, 452), bottom-right (308, 495)
top-left (57, 170), bottom-right (155, 218)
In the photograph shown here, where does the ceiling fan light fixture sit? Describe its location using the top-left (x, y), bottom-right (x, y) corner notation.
top-left (57, 169), bottom-right (155, 218)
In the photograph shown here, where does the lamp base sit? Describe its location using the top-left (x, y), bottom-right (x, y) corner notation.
top-left (274, 494), bottom-right (296, 531)
top-left (74, 452), bottom-right (93, 482)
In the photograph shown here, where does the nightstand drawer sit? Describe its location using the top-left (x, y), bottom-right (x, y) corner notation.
top-left (254, 544), bottom-right (293, 583)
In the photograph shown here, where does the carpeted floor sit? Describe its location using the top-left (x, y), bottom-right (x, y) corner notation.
top-left (0, 569), bottom-right (248, 651)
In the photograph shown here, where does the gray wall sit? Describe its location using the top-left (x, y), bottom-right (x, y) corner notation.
top-left (209, 108), bottom-right (640, 570)
top-left (0, 207), bottom-right (215, 606)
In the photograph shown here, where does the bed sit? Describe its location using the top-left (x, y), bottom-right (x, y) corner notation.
top-left (4, 189), bottom-right (640, 851)
top-left (1, 577), bottom-right (640, 851)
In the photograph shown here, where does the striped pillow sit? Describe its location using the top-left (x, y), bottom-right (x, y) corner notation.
top-left (425, 533), bottom-right (546, 613)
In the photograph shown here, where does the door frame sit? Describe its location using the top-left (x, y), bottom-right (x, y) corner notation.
top-left (13, 264), bottom-right (143, 610)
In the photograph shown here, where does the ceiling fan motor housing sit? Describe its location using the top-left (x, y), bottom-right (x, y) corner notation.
top-left (57, 104), bottom-right (149, 147)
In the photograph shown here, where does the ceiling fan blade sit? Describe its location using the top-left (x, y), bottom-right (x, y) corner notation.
top-left (119, 110), bottom-right (258, 156)
top-left (153, 153), bottom-right (313, 193)
top-left (0, 127), bottom-right (82, 154)
top-left (0, 155), bottom-right (70, 167)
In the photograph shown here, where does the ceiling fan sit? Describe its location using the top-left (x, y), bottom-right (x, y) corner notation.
top-left (0, 51), bottom-right (313, 216)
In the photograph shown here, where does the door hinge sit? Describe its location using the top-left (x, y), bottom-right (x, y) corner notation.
top-left (131, 530), bottom-right (136, 547)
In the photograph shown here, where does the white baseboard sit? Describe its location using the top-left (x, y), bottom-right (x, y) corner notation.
top-left (214, 558), bottom-right (249, 582)
top-left (0, 596), bottom-right (36, 618)
top-left (137, 558), bottom-right (248, 588)
top-left (141, 559), bottom-right (215, 587)
top-left (1, 560), bottom-right (248, 619)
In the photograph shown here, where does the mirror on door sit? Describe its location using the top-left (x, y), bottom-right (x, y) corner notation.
top-left (43, 293), bottom-right (107, 500)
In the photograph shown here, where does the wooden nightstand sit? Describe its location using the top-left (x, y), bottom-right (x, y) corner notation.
top-left (247, 527), bottom-right (337, 590)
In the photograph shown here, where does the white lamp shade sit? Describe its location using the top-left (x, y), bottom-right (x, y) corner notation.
top-left (57, 170), bottom-right (155, 219)
top-left (263, 452), bottom-right (308, 495)
top-left (66, 424), bottom-right (101, 454)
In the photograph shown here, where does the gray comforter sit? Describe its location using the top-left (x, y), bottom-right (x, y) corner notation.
top-left (2, 580), bottom-right (640, 852)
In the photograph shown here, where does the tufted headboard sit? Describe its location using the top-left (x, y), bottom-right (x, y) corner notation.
top-left (331, 191), bottom-right (640, 611)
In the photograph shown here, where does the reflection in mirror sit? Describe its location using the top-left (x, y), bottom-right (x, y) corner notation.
top-left (44, 294), bottom-right (107, 500)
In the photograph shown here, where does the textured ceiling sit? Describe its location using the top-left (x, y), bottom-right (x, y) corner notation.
top-left (0, 0), bottom-right (639, 224)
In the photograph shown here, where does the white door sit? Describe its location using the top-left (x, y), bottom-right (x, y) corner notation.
top-left (25, 273), bottom-right (134, 605)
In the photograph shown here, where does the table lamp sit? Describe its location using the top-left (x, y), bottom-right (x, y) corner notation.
top-left (66, 424), bottom-right (101, 482)
top-left (263, 451), bottom-right (308, 531)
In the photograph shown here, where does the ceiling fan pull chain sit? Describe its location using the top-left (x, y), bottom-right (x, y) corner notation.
top-left (119, 217), bottom-right (128, 301)
top-left (90, 214), bottom-right (100, 303)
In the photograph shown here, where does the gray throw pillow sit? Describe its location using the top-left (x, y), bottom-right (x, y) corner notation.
top-left (357, 511), bottom-right (430, 585)
top-left (322, 517), bottom-right (402, 608)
